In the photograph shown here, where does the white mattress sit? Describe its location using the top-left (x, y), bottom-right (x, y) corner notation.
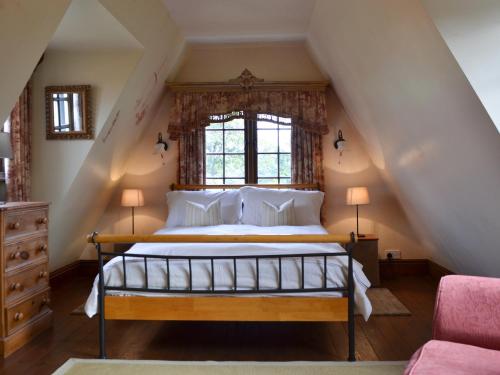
top-left (85, 225), bottom-right (372, 320)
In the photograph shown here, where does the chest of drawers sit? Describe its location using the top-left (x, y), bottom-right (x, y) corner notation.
top-left (0, 202), bottom-right (52, 357)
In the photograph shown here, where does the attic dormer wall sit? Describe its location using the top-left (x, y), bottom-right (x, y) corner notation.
top-left (92, 41), bottom-right (427, 261)
top-left (308, 0), bottom-right (500, 276)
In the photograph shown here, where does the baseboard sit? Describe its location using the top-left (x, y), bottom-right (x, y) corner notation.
top-left (50, 261), bottom-right (81, 285)
top-left (428, 259), bottom-right (454, 279)
top-left (379, 259), bottom-right (453, 281)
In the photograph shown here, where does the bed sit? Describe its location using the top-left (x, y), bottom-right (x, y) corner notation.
top-left (86, 184), bottom-right (372, 361)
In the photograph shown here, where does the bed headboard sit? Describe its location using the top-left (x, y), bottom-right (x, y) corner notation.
top-left (170, 183), bottom-right (320, 191)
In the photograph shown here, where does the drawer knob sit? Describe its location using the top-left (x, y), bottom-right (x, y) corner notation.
top-left (10, 222), bottom-right (20, 230)
top-left (39, 271), bottom-right (48, 279)
top-left (9, 251), bottom-right (21, 260)
top-left (38, 217), bottom-right (48, 225)
top-left (14, 312), bottom-right (24, 321)
top-left (41, 297), bottom-right (51, 306)
top-left (39, 244), bottom-right (48, 252)
top-left (9, 282), bottom-right (22, 291)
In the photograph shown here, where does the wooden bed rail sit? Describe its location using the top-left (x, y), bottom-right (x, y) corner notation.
top-left (87, 233), bottom-right (356, 245)
top-left (170, 183), bottom-right (320, 191)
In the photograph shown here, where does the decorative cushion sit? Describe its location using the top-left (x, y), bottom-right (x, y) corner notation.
top-left (260, 199), bottom-right (295, 226)
top-left (166, 190), bottom-right (242, 227)
top-left (404, 340), bottom-right (500, 375)
top-left (184, 199), bottom-right (223, 227)
top-left (240, 186), bottom-right (323, 226)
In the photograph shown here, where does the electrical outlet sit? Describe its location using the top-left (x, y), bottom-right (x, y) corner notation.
top-left (385, 249), bottom-right (401, 259)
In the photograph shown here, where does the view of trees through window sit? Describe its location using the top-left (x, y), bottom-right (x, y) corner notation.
top-left (204, 113), bottom-right (291, 185)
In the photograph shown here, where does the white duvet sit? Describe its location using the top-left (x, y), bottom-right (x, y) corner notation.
top-left (85, 225), bottom-right (372, 320)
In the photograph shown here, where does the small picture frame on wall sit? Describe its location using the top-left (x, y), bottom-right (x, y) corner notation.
top-left (45, 85), bottom-right (93, 140)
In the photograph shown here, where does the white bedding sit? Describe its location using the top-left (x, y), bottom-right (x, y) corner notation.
top-left (85, 225), bottom-right (372, 320)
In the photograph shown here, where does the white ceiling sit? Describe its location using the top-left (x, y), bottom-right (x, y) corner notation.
top-left (162, 0), bottom-right (317, 42)
top-left (48, 0), bottom-right (143, 51)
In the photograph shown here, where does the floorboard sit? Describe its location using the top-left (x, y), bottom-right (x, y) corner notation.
top-left (0, 275), bottom-right (438, 374)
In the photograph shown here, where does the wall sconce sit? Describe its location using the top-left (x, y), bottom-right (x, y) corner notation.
top-left (334, 129), bottom-right (346, 150)
top-left (154, 132), bottom-right (168, 161)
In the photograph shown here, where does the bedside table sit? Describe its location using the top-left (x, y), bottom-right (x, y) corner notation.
top-left (352, 234), bottom-right (380, 286)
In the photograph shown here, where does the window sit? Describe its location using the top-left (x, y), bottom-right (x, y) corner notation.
top-left (204, 113), bottom-right (292, 185)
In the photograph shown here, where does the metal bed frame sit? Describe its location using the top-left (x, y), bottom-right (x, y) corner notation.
top-left (87, 184), bottom-right (357, 361)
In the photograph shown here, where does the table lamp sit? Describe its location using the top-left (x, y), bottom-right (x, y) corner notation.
top-left (346, 186), bottom-right (370, 237)
top-left (121, 189), bottom-right (144, 234)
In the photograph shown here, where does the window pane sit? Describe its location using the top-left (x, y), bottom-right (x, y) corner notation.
top-left (207, 123), bottom-right (223, 130)
top-left (224, 130), bottom-right (244, 153)
top-left (206, 178), bottom-right (223, 185)
top-left (258, 154), bottom-right (278, 177)
top-left (279, 154), bottom-right (291, 177)
top-left (225, 154), bottom-right (245, 178)
top-left (224, 118), bottom-right (244, 129)
top-left (225, 178), bottom-right (245, 184)
top-left (280, 178), bottom-right (291, 184)
top-left (257, 121), bottom-right (278, 130)
top-left (205, 131), bottom-right (223, 153)
top-left (258, 178), bottom-right (279, 184)
top-left (206, 155), bottom-right (223, 178)
top-left (279, 129), bottom-right (291, 152)
top-left (257, 129), bottom-right (278, 152)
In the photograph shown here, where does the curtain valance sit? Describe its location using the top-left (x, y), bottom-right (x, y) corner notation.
top-left (168, 89), bottom-right (328, 140)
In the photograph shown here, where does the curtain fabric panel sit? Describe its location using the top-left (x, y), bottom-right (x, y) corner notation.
top-left (7, 81), bottom-right (32, 201)
top-left (178, 129), bottom-right (205, 185)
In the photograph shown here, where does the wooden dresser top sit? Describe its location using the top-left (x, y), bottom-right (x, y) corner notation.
top-left (0, 202), bottom-right (49, 211)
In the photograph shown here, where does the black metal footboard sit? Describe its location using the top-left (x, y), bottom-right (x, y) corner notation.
top-left (90, 232), bottom-right (357, 361)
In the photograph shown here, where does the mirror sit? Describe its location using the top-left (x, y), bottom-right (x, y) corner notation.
top-left (45, 85), bottom-right (93, 139)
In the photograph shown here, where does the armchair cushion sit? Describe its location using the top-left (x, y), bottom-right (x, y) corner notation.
top-left (404, 340), bottom-right (500, 375)
top-left (433, 275), bottom-right (500, 350)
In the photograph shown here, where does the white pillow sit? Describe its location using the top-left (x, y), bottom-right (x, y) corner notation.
top-left (166, 190), bottom-right (242, 227)
top-left (261, 199), bottom-right (295, 226)
top-left (240, 186), bottom-right (323, 226)
top-left (185, 199), bottom-right (223, 226)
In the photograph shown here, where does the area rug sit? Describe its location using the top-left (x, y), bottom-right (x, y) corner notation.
top-left (53, 359), bottom-right (407, 375)
top-left (71, 288), bottom-right (410, 316)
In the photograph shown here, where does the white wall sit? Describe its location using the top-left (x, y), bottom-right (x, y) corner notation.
top-left (95, 42), bottom-right (426, 259)
top-left (308, 0), bottom-right (500, 276)
top-left (0, 0), bottom-right (70, 122)
top-left (422, 0), bottom-right (500, 133)
top-left (26, 0), bottom-right (185, 270)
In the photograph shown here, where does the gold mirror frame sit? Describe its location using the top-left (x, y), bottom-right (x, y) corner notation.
top-left (45, 85), bottom-right (93, 140)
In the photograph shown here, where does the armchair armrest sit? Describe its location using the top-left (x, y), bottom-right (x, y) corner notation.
top-left (433, 275), bottom-right (500, 350)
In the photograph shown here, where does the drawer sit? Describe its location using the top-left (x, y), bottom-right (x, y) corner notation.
top-left (4, 236), bottom-right (48, 271)
top-left (5, 263), bottom-right (49, 304)
top-left (4, 208), bottom-right (48, 240)
top-left (6, 290), bottom-right (50, 335)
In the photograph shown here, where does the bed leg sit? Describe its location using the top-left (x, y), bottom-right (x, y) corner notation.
top-left (96, 241), bottom-right (107, 359)
top-left (347, 233), bottom-right (356, 362)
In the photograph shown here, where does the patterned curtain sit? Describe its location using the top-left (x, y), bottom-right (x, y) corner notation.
top-left (291, 126), bottom-right (324, 188)
top-left (168, 89), bottom-right (328, 140)
top-left (178, 129), bottom-right (204, 185)
top-left (7, 81), bottom-right (32, 201)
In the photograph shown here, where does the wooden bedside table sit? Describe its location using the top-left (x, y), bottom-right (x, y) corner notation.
top-left (352, 234), bottom-right (380, 286)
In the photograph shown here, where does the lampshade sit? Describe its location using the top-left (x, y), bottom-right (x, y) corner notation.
top-left (0, 132), bottom-right (12, 159)
top-left (346, 187), bottom-right (370, 205)
top-left (121, 189), bottom-right (144, 207)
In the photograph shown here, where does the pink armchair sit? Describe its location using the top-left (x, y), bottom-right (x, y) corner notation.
top-left (404, 275), bottom-right (500, 375)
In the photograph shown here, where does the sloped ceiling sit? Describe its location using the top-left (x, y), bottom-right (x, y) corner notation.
top-left (307, 0), bottom-right (500, 276)
top-left (162, 0), bottom-right (316, 42)
top-left (421, 0), bottom-right (500, 133)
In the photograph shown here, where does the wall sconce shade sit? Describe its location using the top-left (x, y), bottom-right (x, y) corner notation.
top-left (154, 132), bottom-right (168, 155)
top-left (346, 187), bottom-right (370, 206)
top-left (334, 129), bottom-right (346, 150)
top-left (0, 132), bottom-right (12, 159)
top-left (121, 189), bottom-right (144, 207)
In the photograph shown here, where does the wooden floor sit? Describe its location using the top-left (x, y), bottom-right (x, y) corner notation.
top-left (0, 274), bottom-right (438, 374)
